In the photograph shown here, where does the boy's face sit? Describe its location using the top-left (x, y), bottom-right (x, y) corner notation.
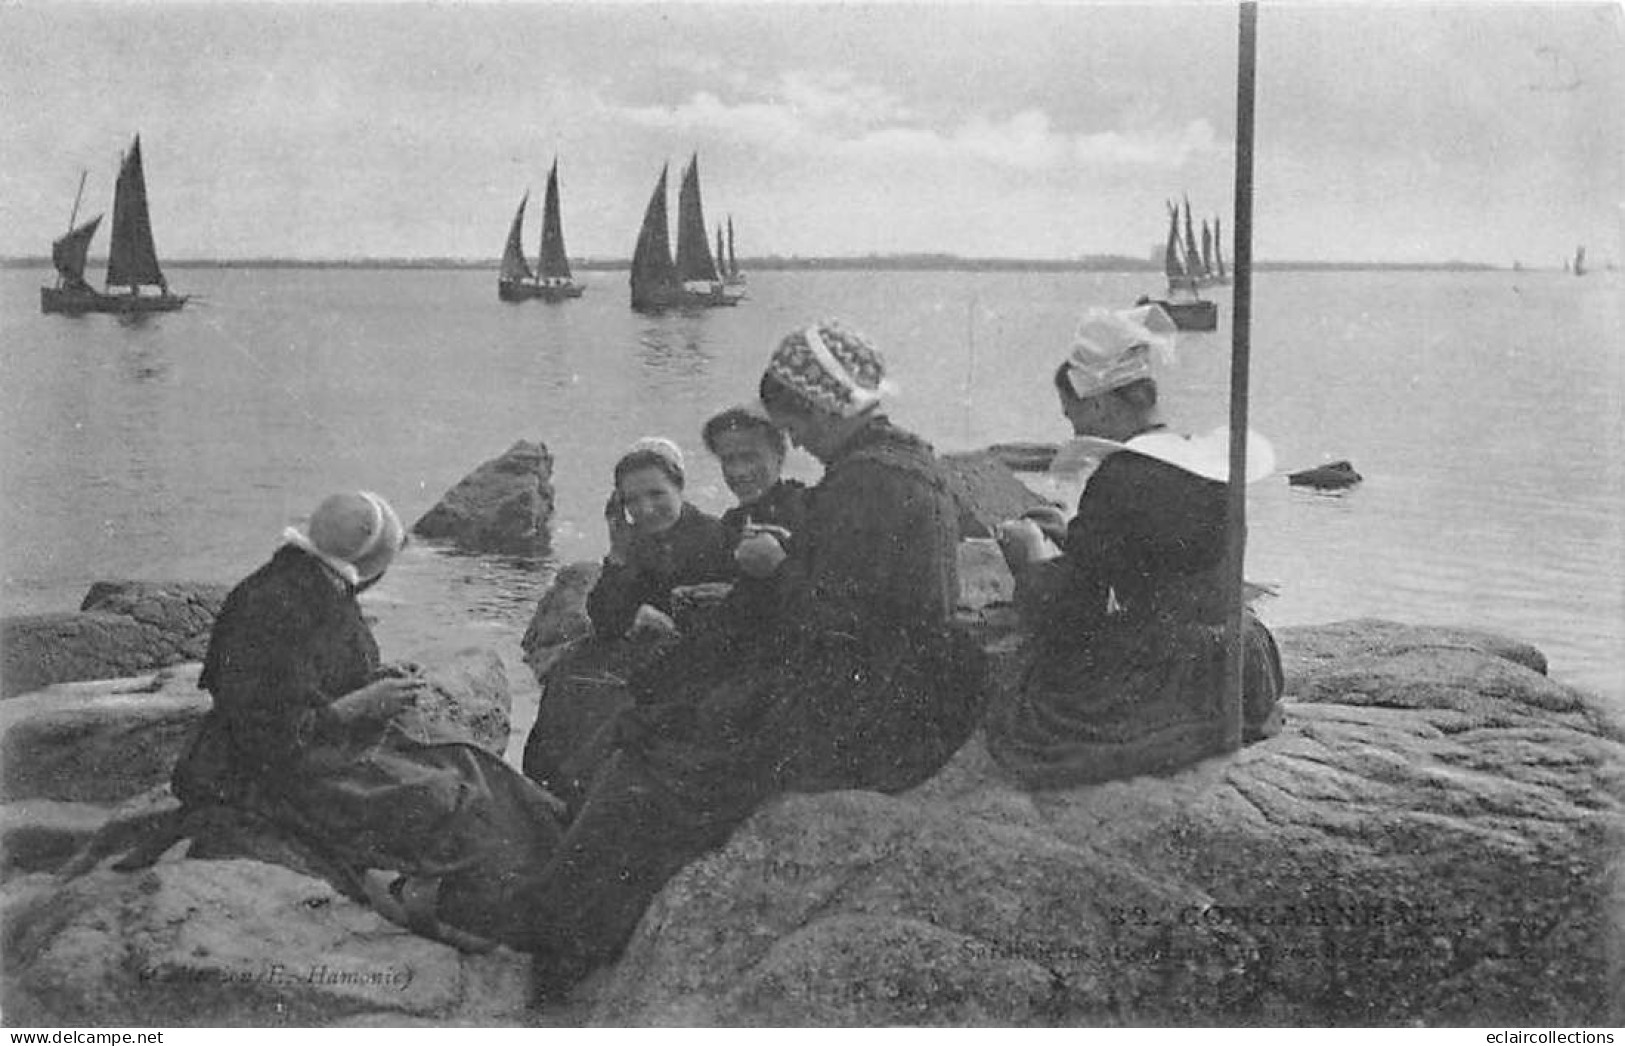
top-left (712, 427), bottom-right (784, 506)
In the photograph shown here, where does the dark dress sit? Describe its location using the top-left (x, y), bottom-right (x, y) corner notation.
top-left (514, 417), bottom-right (987, 974)
top-left (710, 478), bottom-right (810, 635)
top-left (521, 502), bottom-right (733, 814)
top-left (169, 545), bottom-right (565, 948)
top-left (984, 444), bottom-right (1285, 788)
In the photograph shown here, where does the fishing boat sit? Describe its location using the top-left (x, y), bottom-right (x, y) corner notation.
top-left (499, 160), bottom-right (583, 303)
top-left (1140, 199), bottom-right (1217, 331)
top-left (41, 136), bottom-right (187, 316)
top-left (630, 155), bottom-right (739, 311)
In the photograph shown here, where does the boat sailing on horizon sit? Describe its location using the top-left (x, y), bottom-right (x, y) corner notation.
top-left (41, 135), bottom-right (187, 316)
top-left (630, 153), bottom-right (742, 311)
top-left (499, 159), bottom-right (583, 303)
top-left (1139, 196), bottom-right (1218, 332)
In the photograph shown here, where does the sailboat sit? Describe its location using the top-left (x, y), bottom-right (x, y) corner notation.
top-left (41, 135), bottom-right (187, 315)
top-left (498, 160), bottom-right (583, 303)
top-left (1573, 245), bottom-right (1587, 277)
top-left (629, 154), bottom-right (739, 311)
top-left (724, 215), bottom-right (747, 287)
top-left (1138, 198), bottom-right (1217, 331)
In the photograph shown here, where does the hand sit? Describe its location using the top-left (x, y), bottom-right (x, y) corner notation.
top-left (629, 604), bottom-right (679, 639)
top-left (330, 676), bottom-right (423, 726)
top-left (604, 493), bottom-right (636, 565)
top-left (734, 530), bottom-right (788, 578)
top-left (995, 518), bottom-right (1050, 571)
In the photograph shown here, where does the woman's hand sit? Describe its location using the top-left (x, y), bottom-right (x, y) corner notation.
top-left (330, 676), bottom-right (424, 726)
top-left (734, 527), bottom-right (788, 578)
top-left (604, 492), bottom-right (636, 566)
top-left (995, 518), bottom-right (1056, 572)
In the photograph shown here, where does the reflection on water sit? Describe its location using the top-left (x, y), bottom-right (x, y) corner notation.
top-left (2, 267), bottom-right (1621, 707)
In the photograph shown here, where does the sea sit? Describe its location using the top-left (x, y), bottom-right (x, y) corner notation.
top-left (3, 265), bottom-right (1621, 757)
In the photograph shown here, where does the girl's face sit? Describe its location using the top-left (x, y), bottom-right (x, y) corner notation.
top-left (712, 427), bottom-right (785, 506)
top-left (617, 466), bottom-right (683, 534)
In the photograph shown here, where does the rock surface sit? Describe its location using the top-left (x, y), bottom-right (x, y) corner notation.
top-left (1, 582), bottom-right (229, 698)
top-left (519, 561), bottom-right (600, 679)
top-left (1, 858), bottom-right (532, 1027)
top-left (581, 621), bottom-right (1624, 1026)
top-left (412, 440), bottom-right (555, 557)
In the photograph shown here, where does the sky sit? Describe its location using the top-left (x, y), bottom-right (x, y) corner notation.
top-left (1, 0), bottom-right (1621, 266)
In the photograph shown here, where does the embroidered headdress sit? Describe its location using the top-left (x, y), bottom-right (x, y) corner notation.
top-left (764, 320), bottom-right (892, 418)
top-left (1061, 304), bottom-right (1179, 400)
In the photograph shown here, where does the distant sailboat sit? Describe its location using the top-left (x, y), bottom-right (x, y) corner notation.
top-left (1139, 198), bottom-right (1217, 331)
top-left (499, 160), bottom-right (583, 302)
top-left (1211, 215), bottom-right (1229, 284)
top-left (1573, 245), bottom-right (1587, 277)
top-left (629, 154), bottom-right (739, 311)
top-left (41, 135), bottom-right (187, 315)
top-left (725, 215), bottom-right (747, 287)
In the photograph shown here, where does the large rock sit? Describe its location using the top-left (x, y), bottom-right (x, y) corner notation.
top-left (583, 621), bottom-right (1624, 1026)
top-left (413, 440), bottom-right (555, 557)
top-left (1, 858), bottom-right (532, 1027)
top-left (520, 561), bottom-right (600, 680)
top-left (1, 582), bottom-right (229, 698)
top-left (939, 450), bottom-right (1057, 538)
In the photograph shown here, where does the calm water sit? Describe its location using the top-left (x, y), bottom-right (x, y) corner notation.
top-left (3, 266), bottom-right (1621, 741)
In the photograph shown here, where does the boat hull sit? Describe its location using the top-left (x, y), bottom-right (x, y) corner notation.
top-left (630, 283), bottom-right (741, 312)
top-left (40, 286), bottom-right (187, 316)
top-left (1152, 298), bottom-right (1218, 332)
top-left (499, 280), bottom-right (584, 303)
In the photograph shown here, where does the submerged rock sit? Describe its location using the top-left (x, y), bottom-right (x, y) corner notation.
top-left (412, 440), bottom-right (555, 557)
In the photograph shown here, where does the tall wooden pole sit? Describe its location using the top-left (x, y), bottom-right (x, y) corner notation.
top-left (1222, 0), bottom-right (1259, 752)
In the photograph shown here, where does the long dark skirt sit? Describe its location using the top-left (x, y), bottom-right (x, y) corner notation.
top-left (985, 610), bottom-right (1284, 789)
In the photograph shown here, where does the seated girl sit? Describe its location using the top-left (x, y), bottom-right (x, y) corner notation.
top-left (522, 437), bottom-right (733, 815)
top-left (986, 305), bottom-right (1284, 789)
top-left (166, 490), bottom-right (564, 952)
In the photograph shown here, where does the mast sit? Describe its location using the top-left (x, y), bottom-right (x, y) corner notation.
top-left (630, 164), bottom-right (678, 306)
top-left (1221, 0), bottom-right (1260, 753)
top-left (67, 170), bottom-right (88, 234)
top-left (1214, 216), bottom-right (1227, 280)
top-left (1163, 202), bottom-right (1184, 284)
top-left (1182, 195), bottom-right (1202, 282)
top-left (501, 193), bottom-right (535, 283)
top-left (674, 153), bottom-right (720, 284)
top-left (105, 135), bottom-right (168, 293)
top-left (538, 160), bottom-right (573, 281)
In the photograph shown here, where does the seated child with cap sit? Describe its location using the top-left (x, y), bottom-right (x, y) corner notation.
top-left (522, 437), bottom-right (734, 817)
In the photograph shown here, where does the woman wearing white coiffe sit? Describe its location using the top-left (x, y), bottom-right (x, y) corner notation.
top-left (987, 304), bottom-right (1285, 790)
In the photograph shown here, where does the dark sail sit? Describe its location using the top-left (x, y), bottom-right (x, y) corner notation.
top-left (1181, 196), bottom-right (1202, 281)
top-left (105, 136), bottom-right (167, 289)
top-left (1200, 219), bottom-right (1214, 277)
top-left (1163, 202), bottom-right (1184, 282)
top-left (716, 224), bottom-right (726, 274)
top-left (674, 154), bottom-right (720, 283)
top-left (630, 165), bottom-right (678, 306)
top-left (538, 161), bottom-right (573, 281)
top-left (727, 216), bottom-right (738, 277)
top-left (501, 194), bottom-right (535, 283)
top-left (1214, 216), bottom-right (1226, 280)
top-left (52, 215), bottom-right (102, 283)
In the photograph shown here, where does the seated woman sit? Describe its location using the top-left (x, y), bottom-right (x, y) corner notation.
top-left (166, 491), bottom-right (565, 951)
top-left (699, 403), bottom-right (809, 630)
top-left (985, 305), bottom-right (1284, 790)
top-left (521, 437), bottom-right (733, 816)
top-left (514, 320), bottom-right (988, 997)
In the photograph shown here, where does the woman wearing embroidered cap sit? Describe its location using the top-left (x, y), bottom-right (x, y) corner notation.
top-left (521, 436), bottom-right (733, 816)
top-left (986, 305), bottom-right (1285, 789)
top-left (165, 490), bottom-right (566, 952)
top-left (515, 320), bottom-right (987, 997)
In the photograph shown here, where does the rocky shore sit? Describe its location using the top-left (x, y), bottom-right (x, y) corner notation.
top-left (2, 448), bottom-right (1620, 1027)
